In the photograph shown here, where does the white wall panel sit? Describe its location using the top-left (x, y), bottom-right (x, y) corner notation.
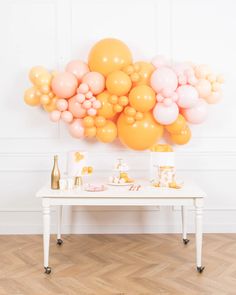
top-left (0, 0), bottom-right (235, 234)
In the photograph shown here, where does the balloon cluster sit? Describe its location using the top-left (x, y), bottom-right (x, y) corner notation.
top-left (24, 38), bottom-right (223, 150)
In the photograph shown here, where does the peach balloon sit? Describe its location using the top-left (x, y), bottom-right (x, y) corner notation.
top-left (24, 87), bottom-right (40, 106)
top-left (65, 60), bottom-right (89, 82)
top-left (50, 110), bottom-right (61, 122)
top-left (82, 72), bottom-right (105, 95)
top-left (182, 99), bottom-right (208, 124)
top-left (56, 99), bottom-right (68, 111)
top-left (68, 119), bottom-right (84, 138)
top-left (195, 79), bottom-right (211, 98)
top-left (117, 112), bottom-right (163, 150)
top-left (78, 83), bottom-right (89, 94)
top-left (29, 66), bottom-right (48, 85)
top-left (51, 72), bottom-right (78, 98)
top-left (106, 70), bottom-right (132, 96)
top-left (43, 97), bottom-right (58, 112)
top-left (68, 96), bottom-right (86, 118)
top-left (61, 111), bottom-right (73, 123)
top-left (205, 91), bottom-right (222, 104)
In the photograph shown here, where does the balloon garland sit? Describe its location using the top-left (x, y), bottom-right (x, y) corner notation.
top-left (24, 38), bottom-right (224, 151)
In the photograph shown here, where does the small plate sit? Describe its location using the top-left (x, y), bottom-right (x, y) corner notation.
top-left (108, 182), bottom-right (133, 186)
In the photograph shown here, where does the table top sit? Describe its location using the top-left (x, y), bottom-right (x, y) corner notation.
top-left (36, 180), bottom-right (206, 199)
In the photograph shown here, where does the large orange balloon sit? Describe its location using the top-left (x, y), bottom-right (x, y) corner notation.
top-left (88, 38), bottom-right (132, 77)
top-left (106, 70), bottom-right (132, 96)
top-left (165, 114), bottom-right (186, 134)
top-left (117, 112), bottom-right (163, 150)
top-left (96, 120), bottom-right (117, 143)
top-left (170, 125), bottom-right (191, 145)
top-left (133, 61), bottom-right (155, 86)
top-left (24, 87), bottom-right (41, 106)
top-left (129, 85), bottom-right (156, 112)
top-left (97, 91), bottom-right (116, 119)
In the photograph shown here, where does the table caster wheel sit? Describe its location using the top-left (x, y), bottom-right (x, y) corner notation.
top-left (44, 267), bottom-right (51, 274)
top-left (57, 239), bottom-right (63, 245)
top-left (197, 266), bottom-right (205, 273)
top-left (183, 238), bottom-right (190, 245)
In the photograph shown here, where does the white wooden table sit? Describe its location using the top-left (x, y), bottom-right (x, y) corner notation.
top-left (36, 180), bottom-right (206, 274)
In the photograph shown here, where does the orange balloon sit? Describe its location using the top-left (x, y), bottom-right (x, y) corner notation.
top-left (97, 91), bottom-right (116, 119)
top-left (170, 125), bottom-right (191, 145)
top-left (43, 97), bottom-right (58, 112)
top-left (96, 120), bottom-right (117, 143)
top-left (94, 116), bottom-right (106, 127)
top-left (29, 66), bottom-right (48, 85)
top-left (117, 112), bottom-right (163, 150)
top-left (24, 87), bottom-right (41, 106)
top-left (129, 85), bottom-right (156, 112)
top-left (165, 114), bottom-right (186, 134)
top-left (88, 38), bottom-right (132, 77)
top-left (83, 116), bottom-right (95, 128)
top-left (106, 70), bottom-right (132, 96)
top-left (118, 96), bottom-right (129, 106)
top-left (85, 126), bottom-right (97, 138)
top-left (124, 106), bottom-right (136, 117)
top-left (132, 61), bottom-right (155, 86)
top-left (35, 72), bottom-right (52, 87)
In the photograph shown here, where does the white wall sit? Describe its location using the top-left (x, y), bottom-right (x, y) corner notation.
top-left (0, 0), bottom-right (235, 234)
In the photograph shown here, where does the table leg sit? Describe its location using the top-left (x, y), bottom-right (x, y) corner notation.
top-left (181, 206), bottom-right (189, 245)
top-left (57, 206), bottom-right (63, 245)
top-left (43, 202), bottom-right (51, 274)
top-left (195, 199), bottom-right (204, 273)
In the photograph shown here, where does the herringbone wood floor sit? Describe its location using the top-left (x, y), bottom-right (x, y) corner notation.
top-left (0, 234), bottom-right (236, 295)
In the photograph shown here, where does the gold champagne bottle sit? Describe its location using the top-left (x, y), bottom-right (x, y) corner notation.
top-left (51, 155), bottom-right (60, 189)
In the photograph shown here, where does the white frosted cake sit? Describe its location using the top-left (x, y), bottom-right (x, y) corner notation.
top-left (67, 151), bottom-right (87, 177)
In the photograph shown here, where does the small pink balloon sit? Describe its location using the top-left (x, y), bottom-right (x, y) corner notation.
top-left (195, 79), bottom-right (211, 98)
top-left (50, 110), bottom-right (61, 122)
top-left (205, 91), bottom-right (222, 104)
top-left (82, 72), bottom-right (105, 95)
top-left (162, 88), bottom-right (173, 97)
top-left (78, 83), bottom-right (89, 94)
top-left (90, 96), bottom-right (96, 102)
top-left (68, 96), bottom-right (86, 118)
top-left (151, 55), bottom-right (169, 68)
top-left (176, 85), bottom-right (198, 108)
top-left (150, 67), bottom-right (178, 95)
top-left (153, 102), bottom-right (179, 125)
top-left (82, 100), bottom-right (92, 109)
top-left (156, 94), bottom-right (164, 102)
top-left (51, 72), bottom-right (78, 99)
top-left (182, 98), bottom-right (208, 124)
top-left (68, 119), bottom-right (84, 138)
top-left (76, 93), bottom-right (86, 103)
top-left (65, 60), bottom-right (89, 82)
top-left (87, 108), bottom-right (97, 116)
top-left (85, 91), bottom-right (93, 99)
top-left (92, 100), bottom-right (102, 109)
top-left (61, 111), bottom-right (73, 123)
top-left (56, 99), bottom-right (68, 111)
top-left (163, 98), bottom-right (172, 107)
top-left (171, 92), bottom-right (178, 102)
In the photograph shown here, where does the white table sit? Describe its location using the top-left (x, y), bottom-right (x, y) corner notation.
top-left (36, 180), bottom-right (206, 274)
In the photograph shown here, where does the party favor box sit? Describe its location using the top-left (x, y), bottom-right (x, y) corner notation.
top-left (67, 151), bottom-right (87, 177)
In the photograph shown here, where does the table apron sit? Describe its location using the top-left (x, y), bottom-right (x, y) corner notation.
top-left (42, 197), bottom-right (198, 207)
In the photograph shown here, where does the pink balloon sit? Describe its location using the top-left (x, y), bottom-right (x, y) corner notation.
top-left (150, 67), bottom-right (178, 95)
top-left (61, 111), bottom-right (73, 123)
top-left (82, 100), bottom-right (92, 109)
top-left (182, 98), bottom-right (208, 124)
top-left (85, 91), bottom-right (93, 99)
top-left (151, 55), bottom-right (169, 68)
top-left (52, 72), bottom-right (78, 99)
top-left (195, 79), bottom-right (211, 98)
top-left (78, 83), bottom-right (89, 94)
top-left (76, 93), bottom-right (86, 103)
top-left (56, 99), bottom-right (68, 111)
top-left (65, 60), bottom-right (89, 82)
top-left (92, 100), bottom-right (101, 109)
top-left (49, 110), bottom-right (61, 122)
top-left (82, 72), bottom-right (105, 95)
top-left (205, 91), bottom-right (222, 104)
top-left (153, 102), bottom-right (179, 125)
top-left (68, 119), bottom-right (84, 138)
top-left (87, 108), bottom-right (97, 116)
top-left (68, 96), bottom-right (86, 118)
top-left (176, 85), bottom-right (199, 108)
